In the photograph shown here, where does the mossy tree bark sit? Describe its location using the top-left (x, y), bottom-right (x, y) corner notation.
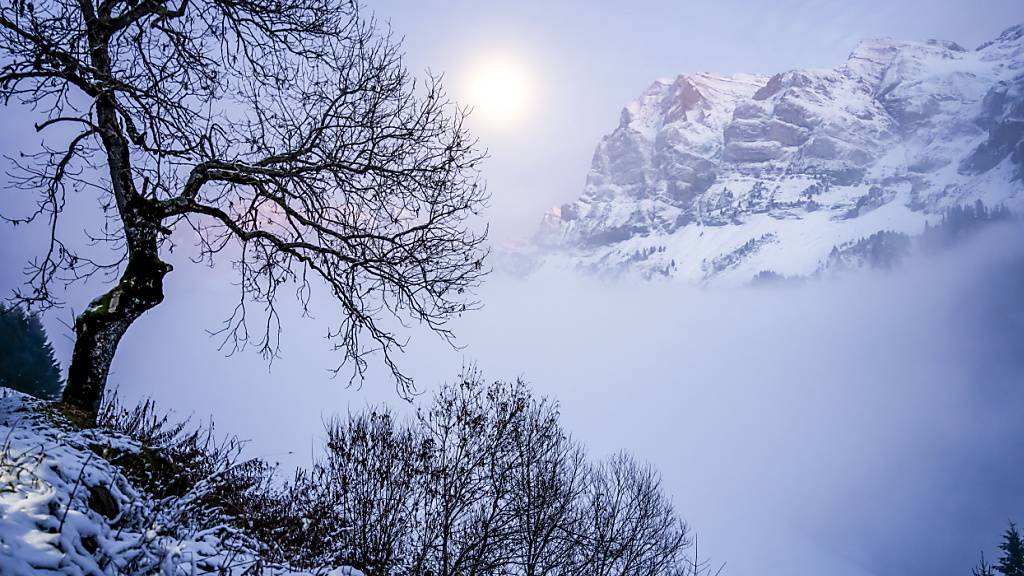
top-left (62, 247), bottom-right (171, 420)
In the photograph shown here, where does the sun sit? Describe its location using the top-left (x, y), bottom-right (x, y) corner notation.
top-left (464, 53), bottom-right (535, 129)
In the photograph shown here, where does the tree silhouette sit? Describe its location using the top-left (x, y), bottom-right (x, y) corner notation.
top-left (0, 0), bottom-right (487, 421)
top-left (0, 304), bottom-right (62, 399)
top-left (976, 552), bottom-right (997, 576)
top-left (997, 522), bottom-right (1024, 576)
top-left (271, 372), bottom-right (695, 575)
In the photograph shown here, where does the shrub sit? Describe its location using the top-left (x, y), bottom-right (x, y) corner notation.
top-left (96, 394), bottom-right (284, 537)
top-left (286, 370), bottom-right (694, 576)
top-left (93, 372), bottom-right (699, 576)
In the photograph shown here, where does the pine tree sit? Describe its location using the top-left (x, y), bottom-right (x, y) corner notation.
top-left (997, 522), bottom-right (1024, 576)
top-left (0, 305), bottom-right (62, 399)
top-left (976, 552), bottom-right (997, 576)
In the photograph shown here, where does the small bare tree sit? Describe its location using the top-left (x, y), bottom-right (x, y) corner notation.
top-left (0, 0), bottom-right (487, 421)
top-left (575, 452), bottom-right (691, 576)
top-left (413, 374), bottom-right (528, 576)
top-left (320, 409), bottom-right (428, 574)
top-left (506, 396), bottom-right (588, 576)
top-left (294, 373), bottom-right (701, 576)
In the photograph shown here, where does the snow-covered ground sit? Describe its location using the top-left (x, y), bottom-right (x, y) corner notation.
top-left (0, 389), bottom-right (359, 576)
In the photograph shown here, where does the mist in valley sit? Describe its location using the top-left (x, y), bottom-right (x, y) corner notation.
top-left (75, 221), bottom-right (1024, 576)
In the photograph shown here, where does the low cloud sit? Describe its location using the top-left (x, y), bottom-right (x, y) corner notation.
top-left (96, 222), bottom-right (1024, 576)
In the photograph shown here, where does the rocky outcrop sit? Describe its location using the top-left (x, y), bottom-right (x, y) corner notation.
top-left (532, 25), bottom-right (1024, 285)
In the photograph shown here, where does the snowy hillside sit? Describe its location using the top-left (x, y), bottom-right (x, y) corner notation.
top-left (0, 389), bottom-right (361, 576)
top-left (528, 25), bottom-right (1024, 284)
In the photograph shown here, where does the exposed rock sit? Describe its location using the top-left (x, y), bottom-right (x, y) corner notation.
top-left (529, 24), bottom-right (1024, 285)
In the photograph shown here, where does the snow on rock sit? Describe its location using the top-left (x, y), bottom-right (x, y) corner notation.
top-left (527, 25), bottom-right (1024, 285)
top-left (0, 389), bottom-right (360, 576)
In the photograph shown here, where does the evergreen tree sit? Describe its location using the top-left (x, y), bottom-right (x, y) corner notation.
top-left (976, 552), bottom-right (997, 576)
top-left (997, 522), bottom-right (1024, 576)
top-left (0, 305), bottom-right (62, 399)
top-left (921, 200), bottom-right (1015, 251)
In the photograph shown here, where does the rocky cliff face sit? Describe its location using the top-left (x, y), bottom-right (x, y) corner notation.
top-left (533, 25), bottom-right (1024, 284)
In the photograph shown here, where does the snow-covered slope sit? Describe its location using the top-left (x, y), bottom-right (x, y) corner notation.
top-left (0, 389), bottom-right (360, 576)
top-left (531, 25), bottom-right (1024, 284)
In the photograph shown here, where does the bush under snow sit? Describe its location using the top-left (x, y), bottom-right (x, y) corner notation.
top-left (0, 388), bottom-right (361, 576)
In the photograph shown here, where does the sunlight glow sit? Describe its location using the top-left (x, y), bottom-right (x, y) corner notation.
top-left (464, 53), bottom-right (535, 129)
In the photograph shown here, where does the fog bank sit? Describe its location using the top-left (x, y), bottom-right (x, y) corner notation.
top-left (85, 223), bottom-right (1024, 575)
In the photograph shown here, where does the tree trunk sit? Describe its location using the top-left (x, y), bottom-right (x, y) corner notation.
top-left (57, 10), bottom-right (174, 424)
top-left (62, 244), bottom-right (171, 423)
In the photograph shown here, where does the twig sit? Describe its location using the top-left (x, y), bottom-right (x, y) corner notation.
top-left (59, 451), bottom-right (96, 533)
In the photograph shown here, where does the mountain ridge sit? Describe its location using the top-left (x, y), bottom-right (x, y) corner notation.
top-left (524, 24), bottom-right (1024, 284)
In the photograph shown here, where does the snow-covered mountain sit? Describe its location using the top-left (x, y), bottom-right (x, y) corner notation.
top-left (529, 25), bottom-right (1024, 284)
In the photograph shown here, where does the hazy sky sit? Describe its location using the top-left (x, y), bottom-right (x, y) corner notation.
top-left (366, 0), bottom-right (1023, 241)
top-left (1, 2), bottom-right (1023, 576)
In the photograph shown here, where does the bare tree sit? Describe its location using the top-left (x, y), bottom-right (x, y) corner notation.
top-left (575, 453), bottom-right (691, 576)
top-left (318, 409), bottom-right (429, 574)
top-left (413, 373), bottom-right (528, 576)
top-left (293, 372), bottom-right (700, 576)
top-left (0, 0), bottom-right (487, 421)
top-left (506, 396), bottom-right (588, 576)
